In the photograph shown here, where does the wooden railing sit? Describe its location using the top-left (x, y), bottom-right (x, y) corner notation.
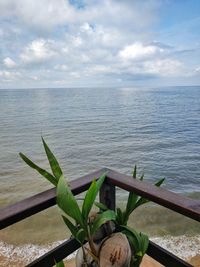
top-left (0, 168), bottom-right (200, 267)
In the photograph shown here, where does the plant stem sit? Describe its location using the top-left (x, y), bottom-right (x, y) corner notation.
top-left (88, 234), bottom-right (97, 257)
top-left (81, 245), bottom-right (88, 266)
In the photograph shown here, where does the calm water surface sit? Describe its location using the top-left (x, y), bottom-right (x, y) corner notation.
top-left (0, 86), bottom-right (200, 202)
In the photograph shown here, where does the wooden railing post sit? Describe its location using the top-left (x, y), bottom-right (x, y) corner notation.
top-left (99, 182), bottom-right (116, 210)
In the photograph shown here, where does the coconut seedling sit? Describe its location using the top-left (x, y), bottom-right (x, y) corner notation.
top-left (113, 166), bottom-right (165, 266)
top-left (95, 166), bottom-right (165, 267)
top-left (20, 138), bottom-right (165, 267)
top-left (20, 138), bottom-right (116, 266)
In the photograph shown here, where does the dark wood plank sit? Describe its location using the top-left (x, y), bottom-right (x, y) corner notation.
top-left (26, 239), bottom-right (192, 267)
top-left (147, 241), bottom-right (192, 267)
top-left (0, 168), bottom-right (107, 229)
top-left (99, 182), bottom-right (116, 210)
top-left (106, 168), bottom-right (200, 222)
top-left (26, 238), bottom-right (82, 267)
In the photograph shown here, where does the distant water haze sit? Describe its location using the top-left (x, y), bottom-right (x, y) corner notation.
top-left (0, 86), bottom-right (200, 260)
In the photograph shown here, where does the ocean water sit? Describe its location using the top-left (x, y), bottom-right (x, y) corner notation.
top-left (0, 86), bottom-right (200, 262)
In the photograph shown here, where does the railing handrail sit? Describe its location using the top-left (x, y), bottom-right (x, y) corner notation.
top-left (106, 169), bottom-right (200, 221)
top-left (1, 167), bottom-right (200, 229)
top-left (0, 168), bottom-right (199, 267)
top-left (0, 168), bottom-right (107, 229)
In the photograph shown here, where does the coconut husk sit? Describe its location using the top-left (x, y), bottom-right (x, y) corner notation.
top-left (99, 233), bottom-right (132, 267)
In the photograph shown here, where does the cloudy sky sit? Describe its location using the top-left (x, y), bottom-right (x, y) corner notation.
top-left (0, 0), bottom-right (200, 88)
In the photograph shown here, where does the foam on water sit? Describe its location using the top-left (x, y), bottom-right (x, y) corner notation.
top-left (0, 239), bottom-right (75, 266)
top-left (151, 235), bottom-right (200, 259)
top-left (0, 235), bottom-right (200, 265)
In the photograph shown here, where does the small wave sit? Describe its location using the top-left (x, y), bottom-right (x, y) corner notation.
top-left (151, 235), bottom-right (200, 260)
top-left (0, 235), bottom-right (200, 266)
top-left (0, 240), bottom-right (75, 266)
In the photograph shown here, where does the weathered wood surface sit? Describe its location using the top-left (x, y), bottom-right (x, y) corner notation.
top-left (99, 182), bottom-right (116, 210)
top-left (0, 168), bottom-right (107, 229)
top-left (147, 241), bottom-right (192, 267)
top-left (106, 168), bottom-right (200, 222)
top-left (26, 238), bottom-right (82, 267)
top-left (1, 168), bottom-right (199, 230)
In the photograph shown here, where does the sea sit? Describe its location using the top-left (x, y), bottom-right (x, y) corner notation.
top-left (0, 86), bottom-right (200, 265)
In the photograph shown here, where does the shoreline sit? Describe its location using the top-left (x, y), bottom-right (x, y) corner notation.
top-left (0, 235), bottom-right (200, 267)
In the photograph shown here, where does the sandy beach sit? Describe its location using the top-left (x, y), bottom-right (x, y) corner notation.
top-left (1, 254), bottom-right (200, 267)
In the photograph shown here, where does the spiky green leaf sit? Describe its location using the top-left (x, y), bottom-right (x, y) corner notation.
top-left (135, 197), bottom-right (149, 209)
top-left (82, 179), bottom-right (96, 221)
top-left (91, 210), bottom-right (116, 235)
top-left (155, 178), bottom-right (165, 187)
top-left (116, 207), bottom-right (124, 225)
top-left (19, 152), bottom-right (57, 186)
top-left (122, 225), bottom-right (149, 266)
top-left (139, 232), bottom-right (149, 254)
top-left (125, 192), bottom-right (138, 217)
top-left (42, 137), bottom-right (63, 180)
top-left (76, 228), bottom-right (86, 244)
top-left (82, 174), bottom-right (106, 222)
top-left (140, 173), bottom-right (144, 181)
top-left (134, 178), bottom-right (165, 209)
top-left (121, 225), bottom-right (141, 251)
top-left (55, 260), bottom-right (65, 267)
top-left (57, 175), bottom-right (83, 226)
top-left (132, 165), bottom-right (137, 179)
top-left (62, 215), bottom-right (78, 238)
top-left (94, 202), bottom-right (108, 211)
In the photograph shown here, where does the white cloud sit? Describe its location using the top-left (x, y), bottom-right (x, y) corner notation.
top-left (31, 75), bottom-right (39, 81)
top-left (86, 65), bottom-right (113, 75)
top-left (0, 28), bottom-right (3, 37)
top-left (0, 0), bottom-right (198, 87)
top-left (71, 36), bottom-right (83, 47)
top-left (143, 59), bottom-right (183, 76)
top-left (119, 42), bottom-right (164, 61)
top-left (69, 71), bottom-right (81, 78)
top-left (20, 39), bottom-right (57, 64)
top-left (54, 64), bottom-right (69, 71)
top-left (80, 23), bottom-right (94, 35)
top-left (3, 57), bottom-right (17, 68)
top-left (0, 0), bottom-right (76, 30)
top-left (0, 0), bottom-right (159, 32)
top-left (0, 70), bottom-right (21, 81)
top-left (194, 66), bottom-right (200, 73)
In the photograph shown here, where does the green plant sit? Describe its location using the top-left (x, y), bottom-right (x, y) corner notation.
top-left (20, 138), bottom-right (115, 266)
top-left (95, 166), bottom-right (165, 266)
top-left (114, 166), bottom-right (165, 266)
top-left (116, 166), bottom-right (165, 226)
top-left (20, 138), bottom-right (165, 267)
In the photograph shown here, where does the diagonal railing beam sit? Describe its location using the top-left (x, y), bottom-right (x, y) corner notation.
top-left (26, 238), bottom-right (82, 267)
top-left (0, 168), bottom-right (108, 229)
top-left (105, 168), bottom-right (200, 222)
top-left (147, 241), bottom-right (192, 267)
top-left (26, 235), bottom-right (192, 266)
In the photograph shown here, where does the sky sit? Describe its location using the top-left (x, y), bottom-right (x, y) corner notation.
top-left (0, 0), bottom-right (200, 88)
